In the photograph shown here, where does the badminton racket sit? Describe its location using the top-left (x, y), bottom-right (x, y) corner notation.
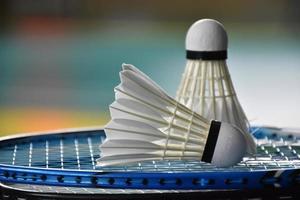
top-left (1, 126), bottom-right (300, 199)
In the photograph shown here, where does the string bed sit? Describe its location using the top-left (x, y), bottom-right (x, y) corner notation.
top-left (1, 128), bottom-right (300, 172)
top-left (0, 130), bottom-right (103, 170)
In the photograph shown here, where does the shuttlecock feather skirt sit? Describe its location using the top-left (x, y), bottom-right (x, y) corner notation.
top-left (176, 60), bottom-right (249, 134)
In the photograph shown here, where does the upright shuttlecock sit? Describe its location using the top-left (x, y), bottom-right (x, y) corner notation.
top-left (176, 19), bottom-right (255, 154)
top-left (97, 64), bottom-right (255, 168)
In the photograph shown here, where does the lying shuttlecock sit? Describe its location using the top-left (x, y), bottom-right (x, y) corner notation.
top-left (97, 64), bottom-right (255, 168)
top-left (176, 19), bottom-right (256, 154)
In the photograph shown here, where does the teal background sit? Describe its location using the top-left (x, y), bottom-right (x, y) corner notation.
top-left (0, 1), bottom-right (300, 134)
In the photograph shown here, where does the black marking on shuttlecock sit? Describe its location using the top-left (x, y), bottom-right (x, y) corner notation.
top-left (186, 50), bottom-right (227, 60)
top-left (201, 120), bottom-right (221, 163)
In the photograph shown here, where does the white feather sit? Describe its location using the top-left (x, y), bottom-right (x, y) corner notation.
top-left (97, 64), bottom-right (252, 167)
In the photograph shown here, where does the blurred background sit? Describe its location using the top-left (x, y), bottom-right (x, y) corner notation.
top-left (0, 0), bottom-right (300, 136)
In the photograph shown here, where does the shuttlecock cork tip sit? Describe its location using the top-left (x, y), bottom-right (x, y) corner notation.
top-left (202, 121), bottom-right (247, 167)
top-left (186, 19), bottom-right (228, 60)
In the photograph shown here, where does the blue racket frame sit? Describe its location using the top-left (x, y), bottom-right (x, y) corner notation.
top-left (1, 127), bottom-right (300, 190)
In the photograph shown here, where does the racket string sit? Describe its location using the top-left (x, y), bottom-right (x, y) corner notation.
top-left (46, 140), bottom-right (49, 168)
top-left (60, 139), bottom-right (64, 169)
top-left (28, 143), bottom-right (33, 167)
top-left (12, 145), bottom-right (17, 165)
top-left (87, 137), bottom-right (96, 170)
top-left (74, 139), bottom-right (81, 170)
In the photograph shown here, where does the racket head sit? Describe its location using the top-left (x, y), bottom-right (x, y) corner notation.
top-left (1, 126), bottom-right (300, 190)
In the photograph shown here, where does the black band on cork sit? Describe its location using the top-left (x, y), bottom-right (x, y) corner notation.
top-left (201, 120), bottom-right (222, 163)
top-left (186, 50), bottom-right (227, 60)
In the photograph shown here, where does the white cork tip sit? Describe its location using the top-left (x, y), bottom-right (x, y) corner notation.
top-left (211, 122), bottom-right (247, 167)
top-left (186, 19), bottom-right (228, 52)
